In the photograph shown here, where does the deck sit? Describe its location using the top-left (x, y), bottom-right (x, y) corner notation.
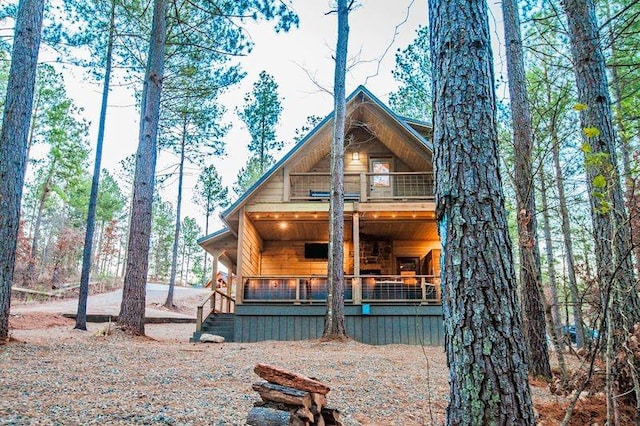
top-left (194, 275), bottom-right (443, 345)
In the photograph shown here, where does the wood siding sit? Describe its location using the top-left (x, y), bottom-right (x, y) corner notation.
top-left (234, 304), bottom-right (444, 345)
top-left (251, 170), bottom-right (285, 204)
top-left (260, 241), bottom-right (353, 275)
top-left (240, 214), bottom-right (263, 277)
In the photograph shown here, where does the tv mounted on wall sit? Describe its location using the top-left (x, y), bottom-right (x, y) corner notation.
top-left (304, 243), bottom-right (329, 259)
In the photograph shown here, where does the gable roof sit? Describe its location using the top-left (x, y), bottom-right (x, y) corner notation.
top-left (219, 85), bottom-right (432, 224)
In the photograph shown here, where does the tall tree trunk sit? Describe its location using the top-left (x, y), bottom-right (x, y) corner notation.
top-left (540, 166), bottom-right (569, 381)
top-left (546, 66), bottom-right (586, 348)
top-left (429, 0), bottom-right (534, 423)
top-left (202, 211), bottom-right (210, 285)
top-left (165, 124), bottom-right (186, 308)
top-left (323, 0), bottom-right (348, 339)
top-left (184, 253), bottom-right (190, 286)
top-left (0, 0), bottom-right (45, 341)
top-left (562, 1), bottom-right (640, 420)
top-left (29, 166), bottom-right (54, 283)
top-left (502, 0), bottom-right (551, 379)
top-left (77, 0), bottom-right (115, 329)
top-left (604, 0), bottom-right (640, 277)
top-left (562, 0), bottom-right (640, 340)
top-left (118, 0), bottom-right (167, 335)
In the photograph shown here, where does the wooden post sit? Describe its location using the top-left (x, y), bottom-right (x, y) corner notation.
top-left (236, 208), bottom-right (245, 305)
top-left (283, 166), bottom-right (290, 202)
top-left (359, 172), bottom-right (367, 202)
top-left (228, 265), bottom-right (235, 311)
top-left (196, 305), bottom-right (203, 332)
top-left (420, 276), bottom-right (427, 304)
top-left (352, 212), bottom-right (361, 304)
top-left (210, 250), bottom-right (220, 312)
top-left (295, 278), bottom-right (301, 304)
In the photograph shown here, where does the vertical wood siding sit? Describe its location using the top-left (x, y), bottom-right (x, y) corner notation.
top-left (234, 305), bottom-right (443, 345)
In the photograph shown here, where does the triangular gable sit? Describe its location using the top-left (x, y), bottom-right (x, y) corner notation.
top-left (219, 86), bottom-right (431, 225)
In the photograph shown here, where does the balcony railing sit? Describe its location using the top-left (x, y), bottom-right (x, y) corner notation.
top-left (289, 172), bottom-right (434, 202)
top-left (242, 275), bottom-right (441, 304)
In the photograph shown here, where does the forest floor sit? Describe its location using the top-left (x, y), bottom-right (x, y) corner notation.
top-left (1, 287), bottom-right (617, 425)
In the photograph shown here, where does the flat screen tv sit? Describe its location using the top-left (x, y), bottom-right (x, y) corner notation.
top-left (304, 243), bottom-right (329, 259)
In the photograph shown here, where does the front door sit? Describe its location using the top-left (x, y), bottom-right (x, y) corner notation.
top-left (369, 158), bottom-right (392, 199)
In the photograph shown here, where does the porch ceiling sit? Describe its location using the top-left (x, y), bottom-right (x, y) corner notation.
top-left (247, 211), bottom-right (438, 242)
top-left (360, 219), bottom-right (438, 240)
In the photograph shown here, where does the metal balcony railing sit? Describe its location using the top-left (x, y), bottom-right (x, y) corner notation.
top-left (242, 275), bottom-right (440, 304)
top-left (289, 172), bottom-right (434, 202)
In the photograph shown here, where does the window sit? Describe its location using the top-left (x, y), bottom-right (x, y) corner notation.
top-left (372, 160), bottom-right (391, 187)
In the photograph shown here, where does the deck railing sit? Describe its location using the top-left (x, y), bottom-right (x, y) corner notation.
top-left (242, 275), bottom-right (440, 304)
top-left (196, 289), bottom-right (236, 332)
top-left (289, 172), bottom-right (434, 202)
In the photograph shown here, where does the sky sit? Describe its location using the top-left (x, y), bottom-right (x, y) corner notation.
top-left (56, 0), bottom-right (505, 235)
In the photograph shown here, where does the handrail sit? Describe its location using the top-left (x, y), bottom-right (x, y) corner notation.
top-left (196, 289), bottom-right (236, 332)
top-left (288, 171), bottom-right (434, 201)
top-left (242, 274), bottom-right (441, 304)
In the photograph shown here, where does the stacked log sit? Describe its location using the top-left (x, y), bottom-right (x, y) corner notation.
top-left (246, 363), bottom-right (342, 426)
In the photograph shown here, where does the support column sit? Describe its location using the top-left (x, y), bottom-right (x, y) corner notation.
top-left (209, 250), bottom-right (220, 312)
top-left (353, 212), bottom-right (361, 304)
top-left (209, 250), bottom-right (220, 287)
top-left (236, 208), bottom-right (245, 305)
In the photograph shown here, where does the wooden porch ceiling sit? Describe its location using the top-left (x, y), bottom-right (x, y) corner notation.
top-left (247, 211), bottom-right (438, 241)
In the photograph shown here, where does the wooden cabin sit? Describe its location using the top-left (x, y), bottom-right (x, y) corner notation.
top-left (194, 86), bottom-right (443, 345)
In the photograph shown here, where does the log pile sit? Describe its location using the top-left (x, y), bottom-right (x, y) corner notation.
top-left (246, 363), bottom-right (342, 426)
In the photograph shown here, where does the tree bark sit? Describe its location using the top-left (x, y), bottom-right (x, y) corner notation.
top-left (118, 0), bottom-right (167, 335)
top-left (502, 0), bottom-right (551, 379)
top-left (540, 167), bottom-right (569, 381)
top-left (76, 0), bottom-right (116, 330)
top-left (562, 0), bottom-right (640, 340)
top-left (0, 0), bottom-right (45, 341)
top-left (562, 1), bottom-right (640, 419)
top-left (429, 0), bottom-right (535, 423)
top-left (323, 0), bottom-right (348, 339)
top-left (604, 0), bottom-right (640, 278)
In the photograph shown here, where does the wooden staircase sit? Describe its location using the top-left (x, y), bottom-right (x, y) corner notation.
top-left (190, 289), bottom-right (235, 342)
top-left (190, 312), bottom-right (235, 342)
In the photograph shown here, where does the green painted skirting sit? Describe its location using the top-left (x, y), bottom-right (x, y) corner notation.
top-left (234, 304), bottom-right (443, 345)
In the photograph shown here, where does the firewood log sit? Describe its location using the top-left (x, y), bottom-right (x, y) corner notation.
top-left (310, 392), bottom-right (326, 413)
top-left (252, 382), bottom-right (312, 409)
top-left (254, 363), bottom-right (330, 395)
top-left (321, 407), bottom-right (342, 426)
top-left (294, 407), bottom-right (314, 423)
top-left (246, 406), bottom-right (292, 426)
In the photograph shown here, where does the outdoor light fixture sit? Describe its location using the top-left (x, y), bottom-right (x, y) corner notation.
top-left (352, 151), bottom-right (359, 160)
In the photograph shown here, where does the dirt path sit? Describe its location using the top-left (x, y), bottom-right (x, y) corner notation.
top-left (11, 283), bottom-right (210, 319)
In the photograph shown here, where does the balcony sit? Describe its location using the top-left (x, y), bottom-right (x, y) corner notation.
top-left (242, 275), bottom-right (441, 304)
top-left (288, 172), bottom-right (434, 202)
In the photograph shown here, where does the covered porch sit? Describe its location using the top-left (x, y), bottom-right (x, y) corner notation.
top-left (201, 200), bottom-right (441, 306)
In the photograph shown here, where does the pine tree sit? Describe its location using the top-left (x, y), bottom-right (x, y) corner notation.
top-left (0, 0), bottom-right (45, 341)
top-left (502, 0), bottom-right (551, 379)
top-left (429, 0), bottom-right (534, 422)
top-left (388, 26), bottom-right (431, 121)
top-left (323, 0), bottom-right (350, 340)
top-left (237, 70), bottom-right (283, 177)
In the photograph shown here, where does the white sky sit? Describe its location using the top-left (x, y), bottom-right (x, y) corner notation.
top-left (56, 0), bottom-right (506, 234)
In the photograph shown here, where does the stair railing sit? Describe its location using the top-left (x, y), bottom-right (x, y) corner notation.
top-left (196, 289), bottom-right (236, 332)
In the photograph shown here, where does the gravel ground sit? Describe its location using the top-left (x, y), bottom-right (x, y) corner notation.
top-left (2, 322), bottom-right (449, 425)
top-left (3, 285), bottom-right (575, 425)
top-left (1, 320), bottom-right (571, 425)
